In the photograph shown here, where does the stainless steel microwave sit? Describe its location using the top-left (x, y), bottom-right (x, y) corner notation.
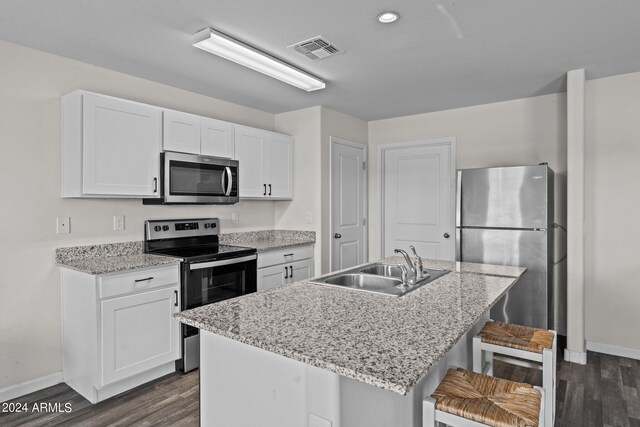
top-left (144, 152), bottom-right (239, 205)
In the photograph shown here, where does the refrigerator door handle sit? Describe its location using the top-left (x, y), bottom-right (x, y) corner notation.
top-left (455, 228), bottom-right (462, 261)
top-left (456, 170), bottom-right (462, 228)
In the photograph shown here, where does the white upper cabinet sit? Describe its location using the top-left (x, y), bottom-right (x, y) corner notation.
top-left (162, 111), bottom-right (235, 158)
top-left (162, 110), bottom-right (201, 154)
top-left (62, 91), bottom-right (161, 198)
top-left (201, 118), bottom-right (235, 158)
top-left (266, 133), bottom-right (294, 199)
top-left (234, 125), bottom-right (293, 200)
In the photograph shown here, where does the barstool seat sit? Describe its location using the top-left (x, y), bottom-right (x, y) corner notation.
top-left (473, 321), bottom-right (557, 427)
top-left (477, 321), bottom-right (554, 354)
top-left (424, 368), bottom-right (544, 426)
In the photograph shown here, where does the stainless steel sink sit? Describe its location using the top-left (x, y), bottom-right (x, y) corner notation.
top-left (309, 263), bottom-right (450, 297)
top-left (359, 264), bottom-right (405, 278)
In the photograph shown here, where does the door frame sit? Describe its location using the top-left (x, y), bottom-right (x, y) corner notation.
top-left (329, 137), bottom-right (368, 272)
top-left (378, 137), bottom-right (457, 259)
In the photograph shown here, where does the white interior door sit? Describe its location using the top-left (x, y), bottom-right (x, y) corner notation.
top-left (381, 139), bottom-right (455, 260)
top-left (331, 138), bottom-right (366, 271)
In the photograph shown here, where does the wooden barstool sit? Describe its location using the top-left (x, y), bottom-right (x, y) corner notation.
top-left (472, 321), bottom-right (557, 427)
top-left (423, 368), bottom-right (545, 426)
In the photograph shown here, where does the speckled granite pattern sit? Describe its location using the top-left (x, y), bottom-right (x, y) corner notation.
top-left (56, 241), bottom-right (180, 275)
top-left (56, 241), bottom-right (144, 263)
top-left (219, 230), bottom-right (315, 251)
top-left (175, 257), bottom-right (525, 395)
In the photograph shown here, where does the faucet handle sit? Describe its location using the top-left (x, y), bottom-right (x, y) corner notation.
top-left (409, 245), bottom-right (424, 278)
top-left (409, 245), bottom-right (418, 257)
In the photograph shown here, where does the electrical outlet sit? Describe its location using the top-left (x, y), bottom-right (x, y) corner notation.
top-left (57, 217), bottom-right (70, 234)
top-left (113, 215), bottom-right (125, 231)
top-left (305, 212), bottom-right (313, 223)
top-left (231, 212), bottom-right (239, 224)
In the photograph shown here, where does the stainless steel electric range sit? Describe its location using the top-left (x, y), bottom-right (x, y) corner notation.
top-left (144, 218), bottom-right (257, 372)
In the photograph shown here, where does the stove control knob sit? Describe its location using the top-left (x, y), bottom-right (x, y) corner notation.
top-left (154, 226), bottom-right (161, 232)
top-left (204, 223), bottom-right (210, 229)
top-left (162, 225), bottom-right (170, 231)
top-left (210, 223), bottom-right (217, 228)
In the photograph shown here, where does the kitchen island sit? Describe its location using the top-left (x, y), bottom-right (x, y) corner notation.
top-left (175, 256), bottom-right (525, 427)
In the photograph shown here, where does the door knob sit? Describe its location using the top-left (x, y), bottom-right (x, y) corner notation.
top-left (334, 233), bottom-right (342, 239)
top-left (443, 232), bottom-right (450, 239)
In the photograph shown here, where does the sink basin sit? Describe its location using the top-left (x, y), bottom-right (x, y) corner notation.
top-left (309, 263), bottom-right (450, 297)
top-left (359, 264), bottom-right (405, 277)
top-left (325, 274), bottom-right (402, 290)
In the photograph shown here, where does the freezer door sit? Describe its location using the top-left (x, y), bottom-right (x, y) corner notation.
top-left (458, 228), bottom-right (549, 329)
top-left (458, 165), bottom-right (549, 228)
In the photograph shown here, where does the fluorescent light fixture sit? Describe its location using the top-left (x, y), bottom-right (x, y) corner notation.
top-left (377, 11), bottom-right (400, 24)
top-left (193, 28), bottom-right (326, 92)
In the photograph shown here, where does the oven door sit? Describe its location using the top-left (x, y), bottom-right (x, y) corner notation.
top-left (182, 254), bottom-right (257, 310)
top-left (163, 152), bottom-right (238, 204)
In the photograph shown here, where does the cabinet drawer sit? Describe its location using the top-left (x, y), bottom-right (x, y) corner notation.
top-left (257, 245), bottom-right (313, 269)
top-left (99, 265), bottom-right (179, 299)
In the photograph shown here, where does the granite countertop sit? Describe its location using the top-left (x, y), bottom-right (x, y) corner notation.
top-left (55, 241), bottom-right (181, 275)
top-left (219, 230), bottom-right (315, 252)
top-left (174, 256), bottom-right (525, 395)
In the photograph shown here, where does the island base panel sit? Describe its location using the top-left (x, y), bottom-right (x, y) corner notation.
top-left (199, 312), bottom-right (488, 427)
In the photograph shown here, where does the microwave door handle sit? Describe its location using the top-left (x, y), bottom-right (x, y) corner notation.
top-left (224, 167), bottom-right (232, 196)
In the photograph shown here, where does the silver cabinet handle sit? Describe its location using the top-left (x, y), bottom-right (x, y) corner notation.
top-left (174, 290), bottom-right (178, 307)
top-left (290, 265), bottom-right (293, 279)
top-left (268, 184), bottom-right (272, 196)
top-left (284, 266), bottom-right (289, 279)
top-left (134, 277), bottom-right (154, 283)
top-left (153, 178), bottom-right (158, 193)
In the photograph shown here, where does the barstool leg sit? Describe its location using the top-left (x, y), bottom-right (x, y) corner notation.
top-left (542, 347), bottom-right (554, 427)
top-left (423, 397), bottom-right (436, 427)
top-left (472, 336), bottom-right (482, 373)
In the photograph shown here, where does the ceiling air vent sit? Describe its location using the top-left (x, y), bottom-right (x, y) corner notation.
top-left (289, 36), bottom-right (342, 61)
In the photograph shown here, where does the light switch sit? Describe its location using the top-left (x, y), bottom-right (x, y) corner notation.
top-left (309, 414), bottom-right (332, 427)
top-left (57, 217), bottom-right (70, 234)
top-left (231, 212), bottom-right (239, 224)
top-left (113, 215), bottom-right (125, 231)
top-left (305, 211), bottom-right (313, 223)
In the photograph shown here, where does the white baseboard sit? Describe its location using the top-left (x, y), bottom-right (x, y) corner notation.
top-left (563, 348), bottom-right (587, 365)
top-left (0, 372), bottom-right (63, 403)
top-left (587, 341), bottom-right (640, 361)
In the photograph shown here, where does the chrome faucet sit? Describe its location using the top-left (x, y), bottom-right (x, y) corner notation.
top-left (409, 245), bottom-right (424, 279)
top-left (396, 264), bottom-right (409, 284)
top-left (394, 249), bottom-right (416, 282)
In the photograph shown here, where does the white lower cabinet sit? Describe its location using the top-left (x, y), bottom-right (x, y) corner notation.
top-left (61, 264), bottom-right (181, 403)
top-left (257, 245), bottom-right (314, 292)
top-left (100, 287), bottom-right (180, 385)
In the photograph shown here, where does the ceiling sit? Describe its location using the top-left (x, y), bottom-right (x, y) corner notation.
top-left (1, 0), bottom-right (640, 120)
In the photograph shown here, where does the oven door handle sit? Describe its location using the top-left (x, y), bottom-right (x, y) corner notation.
top-left (224, 167), bottom-right (232, 196)
top-left (188, 254), bottom-right (257, 270)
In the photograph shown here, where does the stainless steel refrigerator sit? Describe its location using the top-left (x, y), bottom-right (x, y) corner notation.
top-left (456, 164), bottom-right (565, 334)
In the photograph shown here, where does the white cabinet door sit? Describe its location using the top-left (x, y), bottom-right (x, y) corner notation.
top-left (266, 133), bottom-right (294, 199)
top-left (100, 287), bottom-right (180, 385)
top-left (257, 265), bottom-right (287, 292)
top-left (286, 258), bottom-right (314, 284)
top-left (235, 126), bottom-right (267, 198)
top-left (163, 110), bottom-right (201, 154)
top-left (201, 118), bottom-right (234, 158)
top-left (82, 94), bottom-right (161, 196)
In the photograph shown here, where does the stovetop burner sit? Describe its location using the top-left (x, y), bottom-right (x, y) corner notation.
top-left (143, 218), bottom-right (257, 262)
top-left (155, 244), bottom-right (255, 260)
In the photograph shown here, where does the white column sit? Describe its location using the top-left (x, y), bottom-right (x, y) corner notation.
top-left (565, 69), bottom-right (587, 365)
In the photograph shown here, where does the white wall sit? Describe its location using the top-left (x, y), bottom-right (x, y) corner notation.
top-left (368, 93), bottom-right (568, 259)
top-left (585, 71), bottom-right (640, 351)
top-left (0, 40), bottom-right (277, 390)
top-left (274, 107), bottom-right (323, 273)
top-left (320, 107), bottom-right (368, 273)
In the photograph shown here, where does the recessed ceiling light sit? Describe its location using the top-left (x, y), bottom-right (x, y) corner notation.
top-left (193, 28), bottom-right (326, 92)
top-left (377, 11), bottom-right (399, 24)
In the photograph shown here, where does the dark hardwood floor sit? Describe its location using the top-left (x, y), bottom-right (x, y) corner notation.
top-left (1, 351), bottom-right (638, 426)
